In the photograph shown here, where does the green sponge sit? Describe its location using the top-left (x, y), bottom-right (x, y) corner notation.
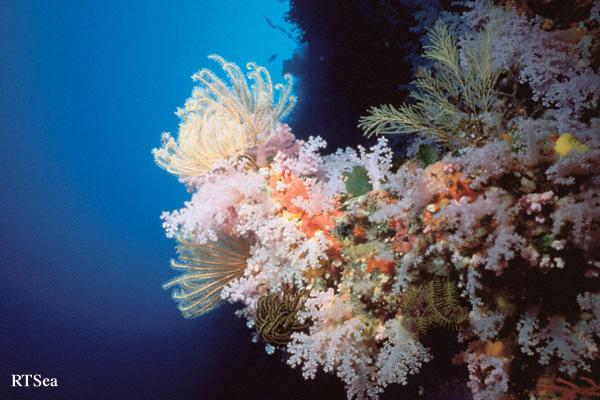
top-left (344, 166), bottom-right (373, 197)
top-left (417, 143), bottom-right (438, 166)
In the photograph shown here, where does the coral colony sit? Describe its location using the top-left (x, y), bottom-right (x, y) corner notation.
top-left (154, 3), bottom-right (600, 399)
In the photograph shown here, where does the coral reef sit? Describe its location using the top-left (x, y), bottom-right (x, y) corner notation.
top-left (155, 1), bottom-right (600, 397)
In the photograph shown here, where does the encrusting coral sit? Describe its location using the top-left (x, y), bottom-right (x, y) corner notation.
top-left (155, 3), bottom-right (600, 397)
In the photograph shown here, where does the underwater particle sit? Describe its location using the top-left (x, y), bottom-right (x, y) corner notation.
top-left (554, 133), bottom-right (589, 157)
top-left (255, 287), bottom-right (308, 346)
top-left (153, 55), bottom-right (296, 177)
top-left (344, 165), bottom-right (373, 197)
top-left (162, 234), bottom-right (250, 318)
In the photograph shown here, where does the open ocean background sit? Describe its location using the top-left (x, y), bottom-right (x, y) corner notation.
top-left (0, 1), bottom-right (351, 398)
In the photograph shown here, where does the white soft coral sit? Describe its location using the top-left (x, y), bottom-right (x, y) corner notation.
top-left (286, 289), bottom-right (381, 399)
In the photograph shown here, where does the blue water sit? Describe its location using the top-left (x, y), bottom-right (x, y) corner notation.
top-left (0, 2), bottom-right (342, 399)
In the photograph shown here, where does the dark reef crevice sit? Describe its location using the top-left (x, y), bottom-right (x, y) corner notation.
top-left (282, 0), bottom-right (418, 150)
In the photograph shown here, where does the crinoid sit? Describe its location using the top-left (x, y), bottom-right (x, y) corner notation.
top-left (255, 287), bottom-right (308, 346)
top-left (359, 20), bottom-right (502, 149)
top-left (427, 277), bottom-right (469, 330)
top-left (399, 283), bottom-right (437, 336)
top-left (400, 277), bottom-right (469, 336)
top-left (162, 234), bottom-right (250, 318)
top-left (153, 55), bottom-right (296, 178)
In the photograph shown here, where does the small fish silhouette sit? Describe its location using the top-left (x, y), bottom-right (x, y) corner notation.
top-left (263, 15), bottom-right (295, 41)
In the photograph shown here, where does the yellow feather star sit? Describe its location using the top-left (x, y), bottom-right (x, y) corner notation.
top-left (162, 234), bottom-right (250, 318)
top-left (153, 55), bottom-right (296, 178)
